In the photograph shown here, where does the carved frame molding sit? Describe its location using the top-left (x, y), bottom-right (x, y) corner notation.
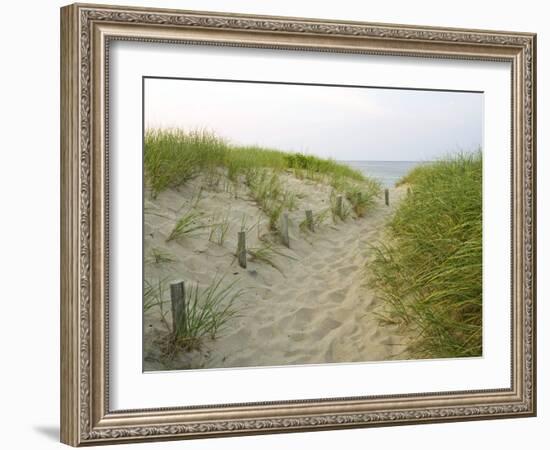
top-left (60, 3), bottom-right (536, 446)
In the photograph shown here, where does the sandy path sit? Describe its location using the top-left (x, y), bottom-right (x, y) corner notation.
top-left (144, 176), bottom-right (410, 370)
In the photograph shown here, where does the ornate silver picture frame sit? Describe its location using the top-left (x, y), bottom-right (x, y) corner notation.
top-left (60, 3), bottom-right (536, 446)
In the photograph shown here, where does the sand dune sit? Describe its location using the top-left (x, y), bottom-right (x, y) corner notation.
top-left (143, 172), bottom-right (411, 371)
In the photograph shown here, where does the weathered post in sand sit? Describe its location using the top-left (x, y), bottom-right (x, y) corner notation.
top-left (385, 188), bottom-right (390, 206)
top-left (237, 231), bottom-right (247, 268)
top-left (305, 210), bottom-right (314, 232)
top-left (170, 280), bottom-right (186, 335)
top-left (280, 212), bottom-right (290, 247)
top-left (336, 195), bottom-right (343, 218)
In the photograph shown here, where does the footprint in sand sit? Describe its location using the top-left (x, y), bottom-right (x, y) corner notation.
top-left (292, 307), bottom-right (316, 324)
top-left (379, 336), bottom-right (397, 346)
top-left (323, 288), bottom-right (348, 304)
top-left (328, 256), bottom-right (350, 267)
top-left (274, 313), bottom-right (298, 332)
top-left (284, 348), bottom-right (305, 358)
top-left (312, 272), bottom-right (329, 281)
top-left (306, 289), bottom-right (325, 300)
top-left (343, 236), bottom-right (358, 246)
top-left (337, 264), bottom-right (359, 277)
top-left (256, 325), bottom-right (275, 340)
top-left (220, 327), bottom-right (252, 346)
top-left (323, 339), bottom-right (339, 362)
top-left (273, 289), bottom-right (296, 301)
top-left (368, 329), bottom-right (381, 340)
top-left (324, 306), bottom-right (356, 324)
top-left (311, 317), bottom-right (341, 339)
top-left (287, 332), bottom-right (307, 342)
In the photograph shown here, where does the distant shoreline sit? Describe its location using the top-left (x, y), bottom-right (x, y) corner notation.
top-left (341, 160), bottom-right (427, 188)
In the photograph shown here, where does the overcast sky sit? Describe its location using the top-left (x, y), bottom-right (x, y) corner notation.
top-left (144, 78), bottom-right (483, 162)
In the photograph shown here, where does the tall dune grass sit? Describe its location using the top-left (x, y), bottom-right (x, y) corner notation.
top-left (171, 276), bottom-right (244, 351)
top-left (369, 152), bottom-right (482, 359)
top-left (244, 168), bottom-right (297, 230)
top-left (144, 128), bottom-right (370, 194)
top-left (145, 129), bottom-right (382, 245)
top-left (144, 129), bottom-right (227, 196)
top-left (144, 275), bottom-right (244, 354)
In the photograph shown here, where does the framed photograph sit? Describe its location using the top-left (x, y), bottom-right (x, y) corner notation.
top-left (60, 3), bottom-right (536, 446)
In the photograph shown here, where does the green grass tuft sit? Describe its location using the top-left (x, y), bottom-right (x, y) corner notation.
top-left (369, 152), bottom-right (482, 359)
top-left (143, 278), bottom-right (172, 332)
top-left (166, 210), bottom-right (207, 242)
top-left (144, 129), bottom-right (227, 197)
top-left (146, 247), bottom-right (176, 265)
top-left (299, 208), bottom-right (331, 233)
top-left (247, 239), bottom-right (296, 274)
top-left (284, 153), bottom-right (365, 182)
top-left (331, 175), bottom-right (381, 217)
top-left (145, 275), bottom-right (244, 354)
top-left (330, 190), bottom-right (351, 222)
top-left (144, 128), bottom-right (375, 194)
top-left (245, 169), bottom-right (294, 231)
top-left (171, 276), bottom-right (244, 351)
top-left (208, 210), bottom-right (232, 246)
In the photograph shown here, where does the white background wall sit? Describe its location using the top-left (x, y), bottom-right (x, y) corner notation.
top-left (0, 0), bottom-right (546, 448)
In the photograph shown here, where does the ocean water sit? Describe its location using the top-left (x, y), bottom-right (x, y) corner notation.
top-left (342, 161), bottom-right (425, 188)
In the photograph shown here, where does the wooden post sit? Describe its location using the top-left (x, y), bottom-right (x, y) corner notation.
top-left (305, 210), bottom-right (314, 232)
top-left (237, 231), bottom-right (247, 268)
top-left (170, 281), bottom-right (185, 335)
top-left (336, 195), bottom-right (343, 218)
top-left (407, 187), bottom-right (411, 196)
top-left (384, 188), bottom-right (389, 206)
top-left (280, 212), bottom-right (290, 247)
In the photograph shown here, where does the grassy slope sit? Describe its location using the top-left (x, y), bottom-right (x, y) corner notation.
top-left (369, 153), bottom-right (482, 359)
top-left (144, 129), bottom-right (381, 221)
top-left (144, 129), bottom-right (368, 195)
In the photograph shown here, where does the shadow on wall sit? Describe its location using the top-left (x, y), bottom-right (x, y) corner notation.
top-left (33, 425), bottom-right (59, 442)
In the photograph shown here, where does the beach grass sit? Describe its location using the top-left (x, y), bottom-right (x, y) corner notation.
top-left (143, 278), bottom-right (171, 331)
top-left (144, 129), bottom-right (227, 197)
top-left (166, 210), bottom-right (208, 242)
top-left (143, 279), bottom-right (163, 314)
top-left (145, 129), bottom-right (382, 233)
top-left (171, 276), bottom-right (244, 351)
top-left (244, 168), bottom-right (296, 230)
top-left (369, 152), bottom-right (482, 359)
top-left (145, 129), bottom-right (376, 192)
top-left (284, 152), bottom-right (365, 182)
top-left (299, 208), bottom-right (330, 232)
top-left (330, 174), bottom-right (381, 218)
top-left (330, 190), bottom-right (351, 222)
top-left (208, 210), bottom-right (232, 246)
top-left (146, 247), bottom-right (176, 265)
top-left (144, 275), bottom-right (244, 355)
top-left (345, 183), bottom-right (380, 217)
